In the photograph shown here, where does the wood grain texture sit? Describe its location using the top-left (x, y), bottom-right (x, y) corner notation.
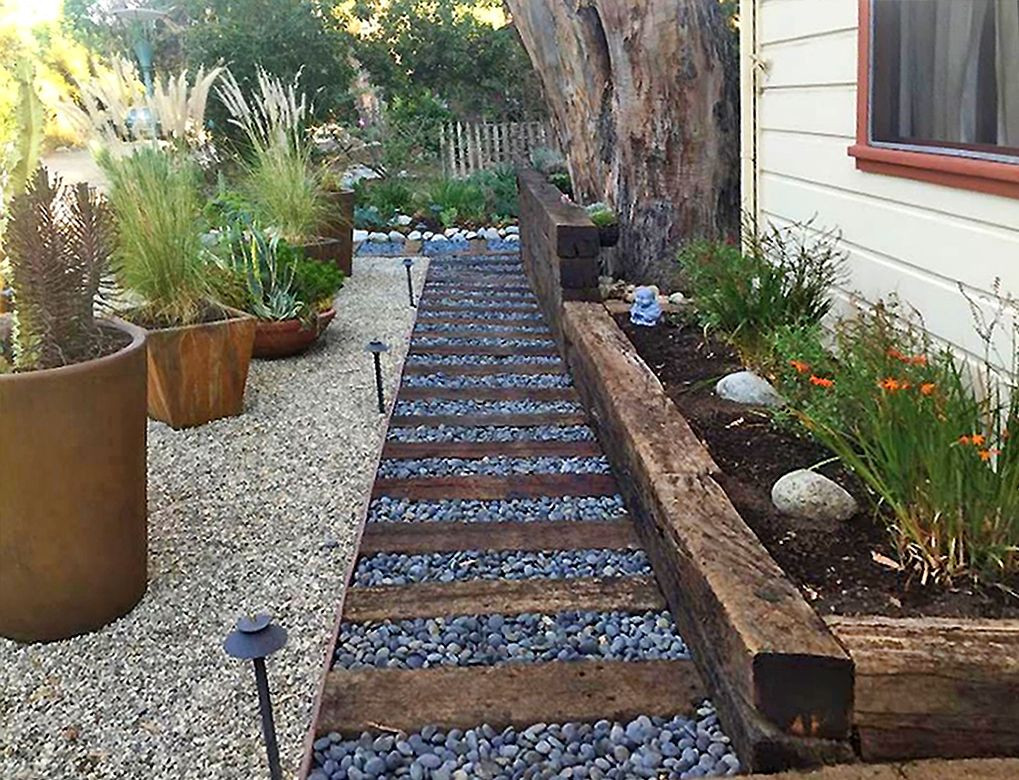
top-left (359, 518), bottom-right (639, 555)
top-left (397, 387), bottom-right (578, 403)
top-left (318, 659), bottom-right (704, 735)
top-left (382, 439), bottom-right (600, 460)
top-left (745, 757), bottom-right (1019, 780)
top-left (371, 472), bottom-right (617, 500)
top-left (390, 413), bottom-right (586, 429)
top-left (560, 301), bottom-right (854, 769)
top-left (344, 575), bottom-right (664, 622)
top-left (826, 615), bottom-right (1019, 761)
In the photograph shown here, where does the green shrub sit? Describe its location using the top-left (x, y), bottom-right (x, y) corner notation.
top-left (469, 165), bottom-right (518, 220)
top-left (99, 146), bottom-right (210, 326)
top-left (773, 302), bottom-right (1019, 583)
top-left (290, 255), bottom-right (345, 309)
top-left (356, 177), bottom-right (416, 220)
top-left (418, 177), bottom-right (486, 227)
top-left (548, 171), bottom-right (573, 198)
top-left (585, 202), bottom-right (617, 228)
top-left (353, 205), bottom-right (388, 231)
top-left (678, 219), bottom-right (845, 362)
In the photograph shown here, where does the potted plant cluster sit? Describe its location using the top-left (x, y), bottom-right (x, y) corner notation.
top-left (213, 217), bottom-right (344, 359)
top-left (586, 202), bottom-right (619, 247)
top-left (0, 167), bottom-right (148, 642)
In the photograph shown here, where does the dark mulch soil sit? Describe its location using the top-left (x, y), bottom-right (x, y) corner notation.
top-left (616, 311), bottom-right (1019, 619)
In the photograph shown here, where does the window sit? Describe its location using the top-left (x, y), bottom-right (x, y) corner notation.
top-left (849, 0), bottom-right (1019, 198)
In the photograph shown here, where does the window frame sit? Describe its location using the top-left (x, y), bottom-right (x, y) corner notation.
top-left (848, 0), bottom-right (1019, 199)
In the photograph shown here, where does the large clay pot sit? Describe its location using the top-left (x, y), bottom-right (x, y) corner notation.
top-left (145, 308), bottom-right (256, 429)
top-left (253, 307), bottom-right (336, 359)
top-left (322, 190), bottom-right (354, 276)
top-left (0, 319), bottom-right (148, 642)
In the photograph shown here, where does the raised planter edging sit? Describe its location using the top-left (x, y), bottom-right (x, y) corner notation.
top-left (517, 168), bottom-right (600, 348)
top-left (559, 301), bottom-right (855, 772)
top-left (556, 300), bottom-right (1019, 769)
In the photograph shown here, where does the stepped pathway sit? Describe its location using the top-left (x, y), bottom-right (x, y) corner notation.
top-left (308, 249), bottom-right (741, 780)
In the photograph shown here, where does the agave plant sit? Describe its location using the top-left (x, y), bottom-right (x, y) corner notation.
top-left (217, 221), bottom-right (306, 323)
top-left (2, 167), bottom-right (113, 372)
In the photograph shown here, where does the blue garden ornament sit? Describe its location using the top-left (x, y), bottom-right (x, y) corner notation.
top-left (630, 286), bottom-right (662, 327)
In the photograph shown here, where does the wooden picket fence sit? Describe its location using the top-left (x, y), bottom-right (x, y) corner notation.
top-left (440, 120), bottom-right (559, 177)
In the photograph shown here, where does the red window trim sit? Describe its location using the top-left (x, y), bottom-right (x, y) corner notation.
top-left (849, 0), bottom-right (1019, 200)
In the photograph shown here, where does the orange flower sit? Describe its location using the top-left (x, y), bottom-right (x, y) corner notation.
top-left (910, 354), bottom-right (928, 366)
top-left (887, 348), bottom-right (907, 361)
top-left (878, 377), bottom-right (903, 392)
top-left (958, 435), bottom-right (972, 446)
top-left (978, 448), bottom-right (1000, 462)
top-left (809, 375), bottom-right (834, 388)
top-left (971, 433), bottom-right (986, 446)
top-left (919, 382), bottom-right (936, 396)
top-left (789, 359), bottom-right (811, 374)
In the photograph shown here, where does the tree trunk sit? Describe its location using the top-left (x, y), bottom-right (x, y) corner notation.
top-left (506, 0), bottom-right (740, 285)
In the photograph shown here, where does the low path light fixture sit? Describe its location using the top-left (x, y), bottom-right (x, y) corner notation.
top-left (366, 340), bottom-right (390, 414)
top-left (224, 613), bottom-right (288, 780)
top-left (403, 258), bottom-right (416, 307)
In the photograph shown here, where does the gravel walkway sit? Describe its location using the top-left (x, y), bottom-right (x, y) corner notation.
top-left (0, 256), bottom-right (427, 780)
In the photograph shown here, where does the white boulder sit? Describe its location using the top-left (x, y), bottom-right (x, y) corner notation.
top-left (772, 470), bottom-right (858, 522)
top-left (352, 229), bottom-right (369, 243)
top-left (396, 214), bottom-right (413, 227)
top-left (407, 230), bottom-right (423, 242)
top-left (715, 371), bottom-right (784, 408)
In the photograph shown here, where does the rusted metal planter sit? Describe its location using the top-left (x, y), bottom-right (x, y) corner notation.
top-left (322, 190), bottom-right (354, 276)
top-left (145, 308), bottom-right (255, 429)
top-left (252, 307), bottom-right (336, 359)
top-left (0, 319), bottom-right (148, 642)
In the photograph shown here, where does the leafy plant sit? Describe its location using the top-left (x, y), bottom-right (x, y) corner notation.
top-left (529, 146), bottom-right (567, 175)
top-left (548, 171), bottom-right (573, 198)
top-left (290, 256), bottom-right (345, 309)
top-left (678, 218), bottom-right (845, 363)
top-left (357, 177), bottom-right (416, 220)
top-left (418, 176), bottom-right (486, 227)
top-left (2, 167), bottom-right (112, 372)
top-left (217, 67), bottom-right (328, 242)
top-left (99, 145), bottom-right (210, 326)
top-left (470, 165), bottom-right (518, 220)
top-left (773, 301), bottom-right (1019, 583)
top-left (353, 205), bottom-right (388, 231)
top-left (586, 202), bottom-right (617, 228)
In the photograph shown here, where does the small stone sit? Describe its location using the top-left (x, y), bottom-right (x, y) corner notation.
top-left (352, 229), bottom-right (369, 243)
top-left (715, 370), bottom-right (784, 407)
top-left (396, 214), bottom-right (413, 226)
top-left (369, 231), bottom-right (389, 242)
top-left (388, 230), bottom-right (405, 243)
top-left (668, 292), bottom-right (686, 306)
top-left (772, 469), bottom-right (858, 522)
top-left (407, 230), bottom-right (423, 241)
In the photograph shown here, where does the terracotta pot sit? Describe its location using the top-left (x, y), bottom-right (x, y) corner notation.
top-left (0, 319), bottom-right (148, 642)
top-left (145, 307), bottom-right (255, 429)
top-left (253, 307), bottom-right (336, 359)
top-left (599, 224), bottom-right (620, 248)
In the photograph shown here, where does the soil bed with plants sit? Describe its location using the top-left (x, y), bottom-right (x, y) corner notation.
top-left (615, 311), bottom-right (1019, 620)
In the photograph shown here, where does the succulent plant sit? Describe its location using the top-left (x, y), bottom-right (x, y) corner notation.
top-left (3, 167), bottom-right (113, 372)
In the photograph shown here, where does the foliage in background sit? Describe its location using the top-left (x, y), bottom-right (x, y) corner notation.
top-left (290, 252), bottom-right (344, 308)
top-left (3, 166), bottom-right (112, 371)
top-left (678, 218), bottom-right (845, 363)
top-left (337, 0), bottom-right (544, 124)
top-left (99, 144), bottom-right (210, 326)
top-left (586, 202), bottom-right (617, 228)
top-left (217, 67), bottom-right (328, 242)
top-left (216, 221), bottom-right (303, 322)
top-left (771, 301), bottom-right (1019, 583)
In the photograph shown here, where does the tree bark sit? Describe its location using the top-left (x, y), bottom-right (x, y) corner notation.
top-left (506, 0), bottom-right (740, 284)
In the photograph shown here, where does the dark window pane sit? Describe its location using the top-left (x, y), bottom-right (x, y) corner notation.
top-left (871, 0), bottom-right (1019, 159)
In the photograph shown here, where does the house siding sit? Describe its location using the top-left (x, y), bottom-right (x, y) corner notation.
top-left (742, 0), bottom-right (1019, 365)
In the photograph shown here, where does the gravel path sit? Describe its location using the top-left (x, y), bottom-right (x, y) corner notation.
top-left (333, 610), bottom-right (689, 670)
top-left (367, 496), bottom-right (628, 524)
top-left (309, 706), bottom-right (739, 779)
top-left (386, 424), bottom-right (596, 443)
top-left (0, 256), bottom-right (427, 780)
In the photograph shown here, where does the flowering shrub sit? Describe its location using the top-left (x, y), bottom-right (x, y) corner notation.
top-left (773, 303), bottom-right (1019, 583)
